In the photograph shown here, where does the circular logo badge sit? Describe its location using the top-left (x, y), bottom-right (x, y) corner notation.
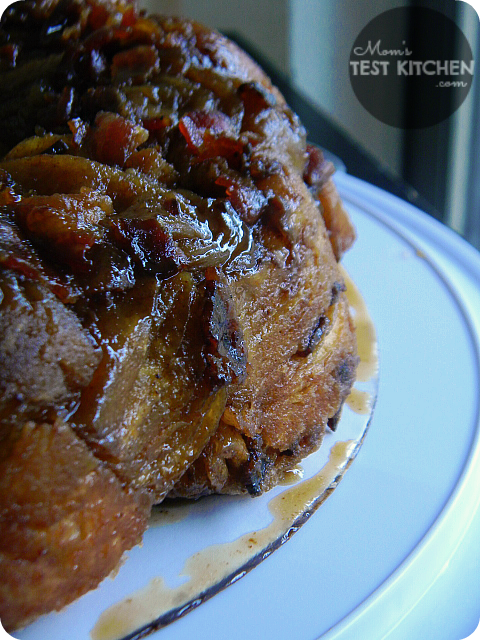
top-left (349, 7), bottom-right (474, 128)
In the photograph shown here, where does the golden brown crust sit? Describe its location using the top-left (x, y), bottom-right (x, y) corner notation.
top-left (170, 293), bottom-right (357, 497)
top-left (0, 419), bottom-right (151, 631)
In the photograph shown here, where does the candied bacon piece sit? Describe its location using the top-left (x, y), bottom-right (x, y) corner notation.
top-left (143, 115), bottom-right (172, 134)
top-left (111, 45), bottom-right (159, 84)
top-left (87, 112), bottom-right (149, 167)
top-left (141, 115), bottom-right (173, 145)
top-left (238, 81), bottom-right (276, 130)
top-left (215, 174), bottom-right (267, 225)
top-left (238, 82), bottom-right (276, 111)
top-left (303, 144), bottom-right (335, 190)
top-left (179, 110), bottom-right (243, 160)
top-left (180, 111), bottom-right (230, 148)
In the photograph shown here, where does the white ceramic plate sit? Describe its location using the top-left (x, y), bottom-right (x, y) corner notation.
top-left (11, 172), bottom-right (480, 640)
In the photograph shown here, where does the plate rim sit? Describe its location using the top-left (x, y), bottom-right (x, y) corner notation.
top-left (322, 172), bottom-right (480, 639)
